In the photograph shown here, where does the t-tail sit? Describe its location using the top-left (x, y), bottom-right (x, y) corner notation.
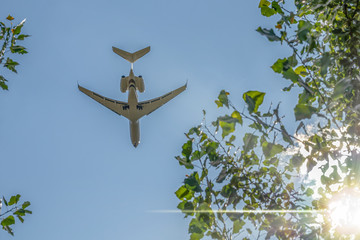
top-left (112, 46), bottom-right (150, 64)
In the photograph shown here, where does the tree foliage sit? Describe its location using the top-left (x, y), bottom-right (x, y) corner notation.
top-left (1, 14), bottom-right (31, 237)
top-left (175, 0), bottom-right (360, 239)
top-left (0, 195), bottom-right (32, 236)
top-left (0, 15), bottom-right (29, 90)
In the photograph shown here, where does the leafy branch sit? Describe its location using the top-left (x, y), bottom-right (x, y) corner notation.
top-left (0, 195), bottom-right (32, 236)
top-left (0, 15), bottom-right (29, 90)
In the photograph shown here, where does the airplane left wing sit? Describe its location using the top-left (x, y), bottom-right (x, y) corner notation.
top-left (137, 83), bottom-right (187, 118)
top-left (78, 84), bottom-right (131, 119)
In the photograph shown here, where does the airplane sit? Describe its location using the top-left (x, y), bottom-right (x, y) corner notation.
top-left (78, 46), bottom-right (187, 147)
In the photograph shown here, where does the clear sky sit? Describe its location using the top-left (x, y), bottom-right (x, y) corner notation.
top-left (0, 0), bottom-right (296, 239)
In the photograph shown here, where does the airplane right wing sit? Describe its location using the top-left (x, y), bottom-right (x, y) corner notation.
top-left (78, 84), bottom-right (131, 119)
top-left (137, 84), bottom-right (187, 118)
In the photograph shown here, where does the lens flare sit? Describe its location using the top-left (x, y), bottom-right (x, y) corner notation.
top-left (328, 188), bottom-right (360, 234)
top-left (150, 209), bottom-right (322, 214)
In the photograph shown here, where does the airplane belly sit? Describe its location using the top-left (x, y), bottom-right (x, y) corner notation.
top-left (129, 120), bottom-right (140, 147)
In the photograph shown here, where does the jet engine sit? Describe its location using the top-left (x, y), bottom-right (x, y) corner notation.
top-left (120, 76), bottom-right (145, 93)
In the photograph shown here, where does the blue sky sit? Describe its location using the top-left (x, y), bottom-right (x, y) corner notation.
top-left (0, 0), bottom-right (296, 239)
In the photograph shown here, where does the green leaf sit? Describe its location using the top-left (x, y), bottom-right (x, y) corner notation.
top-left (294, 104), bottom-right (317, 121)
top-left (271, 1), bottom-right (284, 14)
top-left (262, 141), bottom-right (283, 159)
top-left (177, 201), bottom-right (194, 215)
top-left (271, 58), bottom-right (287, 73)
top-left (258, 0), bottom-right (269, 7)
top-left (14, 209), bottom-right (26, 216)
top-left (233, 219), bottom-right (245, 234)
top-left (16, 34), bottom-right (30, 40)
top-left (175, 156), bottom-right (194, 169)
top-left (16, 215), bottom-right (24, 223)
top-left (280, 125), bottom-right (293, 144)
top-left (320, 52), bottom-right (331, 76)
top-left (196, 203), bottom-right (214, 227)
top-left (189, 218), bottom-right (206, 239)
top-left (307, 158), bottom-right (317, 173)
top-left (330, 166), bottom-right (341, 181)
top-left (4, 58), bottom-right (19, 73)
top-left (1, 215), bottom-right (15, 226)
top-left (297, 20), bottom-right (312, 41)
top-left (215, 90), bottom-right (229, 108)
top-left (231, 111), bottom-right (243, 125)
top-left (216, 168), bottom-right (227, 183)
top-left (2, 197), bottom-right (8, 206)
top-left (305, 188), bottom-right (314, 196)
top-left (286, 182), bottom-right (294, 192)
top-left (22, 201), bottom-right (30, 209)
top-left (219, 120), bottom-right (235, 139)
top-left (243, 91), bottom-right (265, 113)
top-left (256, 27), bottom-right (280, 41)
top-left (182, 140), bottom-right (193, 161)
top-left (282, 68), bottom-right (299, 83)
top-left (175, 185), bottom-right (193, 200)
top-left (3, 225), bottom-right (14, 236)
top-left (6, 15), bottom-right (14, 21)
top-left (0, 75), bottom-right (8, 90)
top-left (261, 6), bottom-right (277, 17)
top-left (243, 133), bottom-right (258, 154)
top-left (184, 172), bottom-right (202, 192)
top-left (10, 45), bottom-right (27, 54)
top-left (8, 194), bottom-right (21, 206)
top-left (294, 66), bottom-right (307, 77)
top-left (290, 154), bottom-right (304, 168)
top-left (221, 184), bottom-right (235, 198)
top-left (332, 79), bottom-right (351, 100)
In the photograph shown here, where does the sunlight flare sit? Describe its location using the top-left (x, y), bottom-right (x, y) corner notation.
top-left (328, 188), bottom-right (360, 234)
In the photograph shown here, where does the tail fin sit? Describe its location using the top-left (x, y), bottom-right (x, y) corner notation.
top-left (112, 46), bottom-right (150, 63)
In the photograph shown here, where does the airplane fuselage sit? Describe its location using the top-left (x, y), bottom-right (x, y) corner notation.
top-left (127, 80), bottom-right (140, 147)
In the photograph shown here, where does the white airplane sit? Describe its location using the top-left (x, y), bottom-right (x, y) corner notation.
top-left (78, 46), bottom-right (187, 147)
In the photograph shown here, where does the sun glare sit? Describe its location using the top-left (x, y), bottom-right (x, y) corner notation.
top-left (328, 188), bottom-right (360, 234)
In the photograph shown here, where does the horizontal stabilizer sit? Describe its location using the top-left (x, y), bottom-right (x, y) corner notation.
top-left (112, 46), bottom-right (150, 63)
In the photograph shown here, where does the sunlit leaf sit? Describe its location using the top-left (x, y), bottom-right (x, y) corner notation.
top-left (294, 65), bottom-right (307, 76)
top-left (175, 185), bottom-right (193, 200)
top-left (219, 120), bottom-right (235, 138)
top-left (231, 111), bottom-right (243, 125)
top-left (261, 6), bottom-right (277, 17)
top-left (6, 15), bottom-right (14, 21)
top-left (243, 91), bottom-right (265, 113)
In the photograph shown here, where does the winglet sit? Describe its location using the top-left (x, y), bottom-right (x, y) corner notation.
top-left (112, 46), bottom-right (151, 64)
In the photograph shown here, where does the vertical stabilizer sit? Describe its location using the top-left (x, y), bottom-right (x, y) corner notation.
top-left (112, 46), bottom-right (150, 64)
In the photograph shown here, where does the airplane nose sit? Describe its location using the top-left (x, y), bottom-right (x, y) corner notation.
top-left (133, 142), bottom-right (139, 148)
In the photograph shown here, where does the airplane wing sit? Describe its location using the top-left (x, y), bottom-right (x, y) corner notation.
top-left (137, 84), bottom-right (187, 118)
top-left (78, 84), bottom-right (131, 119)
